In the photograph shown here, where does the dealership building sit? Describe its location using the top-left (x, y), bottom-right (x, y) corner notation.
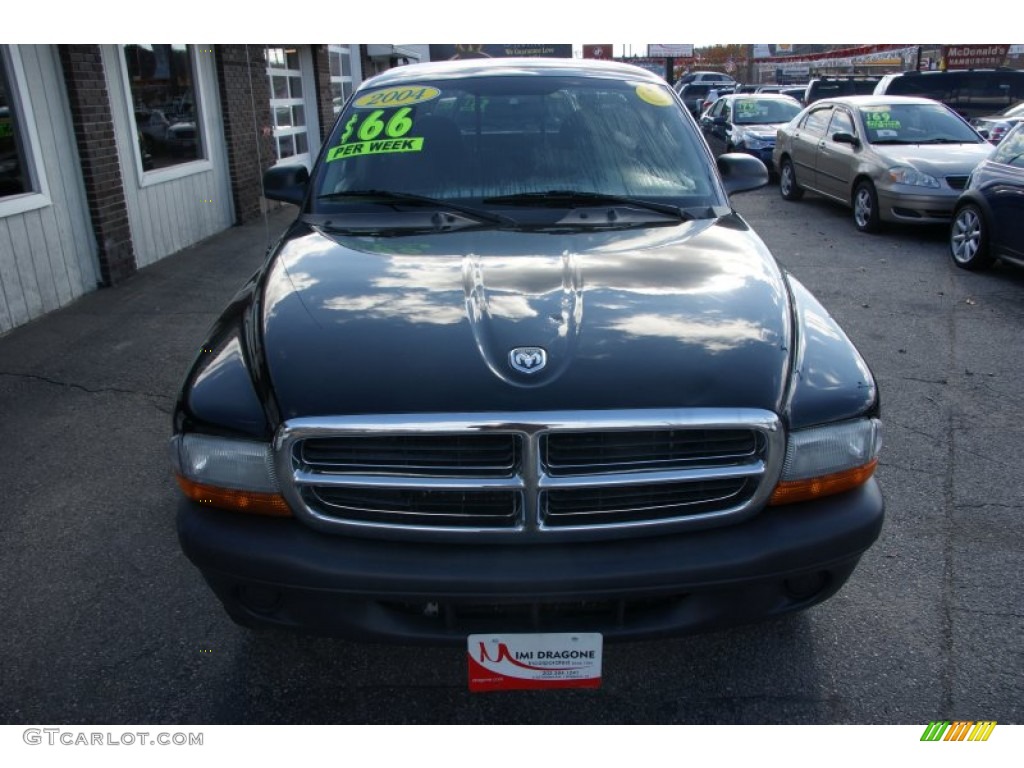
top-left (0, 44), bottom-right (404, 335)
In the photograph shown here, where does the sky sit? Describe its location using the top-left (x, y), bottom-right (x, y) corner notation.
top-left (7, 2), bottom-right (997, 45)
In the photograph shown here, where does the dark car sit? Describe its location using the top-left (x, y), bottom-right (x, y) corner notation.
top-left (676, 83), bottom-right (721, 117)
top-left (874, 69), bottom-right (1024, 121)
top-left (949, 121), bottom-right (1024, 270)
top-left (804, 77), bottom-right (881, 106)
top-left (780, 85), bottom-right (808, 104)
top-left (971, 102), bottom-right (1024, 145)
top-left (700, 93), bottom-right (803, 168)
top-left (172, 58), bottom-right (883, 650)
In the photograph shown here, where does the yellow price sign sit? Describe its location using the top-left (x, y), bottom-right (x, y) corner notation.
top-left (354, 86), bottom-right (441, 109)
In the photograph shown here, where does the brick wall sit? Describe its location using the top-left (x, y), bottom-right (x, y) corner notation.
top-left (58, 45), bottom-right (136, 286)
top-left (214, 45), bottom-right (276, 224)
top-left (311, 45), bottom-right (337, 142)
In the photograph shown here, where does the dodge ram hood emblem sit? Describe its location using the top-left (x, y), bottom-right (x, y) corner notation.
top-left (509, 347), bottom-right (547, 374)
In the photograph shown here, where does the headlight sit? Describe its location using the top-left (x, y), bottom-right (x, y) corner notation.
top-left (170, 434), bottom-right (291, 516)
top-left (770, 418), bottom-right (882, 505)
top-left (887, 166), bottom-right (940, 188)
top-left (740, 134), bottom-right (772, 150)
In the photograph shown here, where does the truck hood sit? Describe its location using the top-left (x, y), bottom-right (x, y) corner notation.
top-left (259, 217), bottom-right (793, 419)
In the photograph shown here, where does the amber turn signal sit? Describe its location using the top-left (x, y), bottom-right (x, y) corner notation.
top-left (175, 474), bottom-right (293, 517)
top-left (769, 458), bottom-right (878, 506)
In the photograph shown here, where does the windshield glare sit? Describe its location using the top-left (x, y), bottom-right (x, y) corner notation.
top-left (859, 103), bottom-right (983, 144)
top-left (313, 75), bottom-right (721, 213)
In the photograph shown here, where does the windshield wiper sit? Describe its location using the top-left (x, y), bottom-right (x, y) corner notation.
top-left (916, 137), bottom-right (976, 144)
top-left (482, 190), bottom-right (690, 221)
top-left (318, 189), bottom-right (517, 227)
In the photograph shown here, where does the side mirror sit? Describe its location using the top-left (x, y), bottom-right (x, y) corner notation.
top-left (718, 153), bottom-right (769, 195)
top-left (832, 132), bottom-right (860, 147)
top-left (263, 164), bottom-right (309, 206)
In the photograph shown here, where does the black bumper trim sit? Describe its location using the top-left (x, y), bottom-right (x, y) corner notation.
top-left (177, 480), bottom-right (883, 642)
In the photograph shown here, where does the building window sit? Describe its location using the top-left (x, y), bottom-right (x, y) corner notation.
top-left (0, 45), bottom-right (48, 217)
top-left (266, 46), bottom-right (309, 164)
top-left (0, 50), bottom-right (33, 199)
top-left (122, 44), bottom-right (204, 171)
top-left (328, 45), bottom-right (355, 114)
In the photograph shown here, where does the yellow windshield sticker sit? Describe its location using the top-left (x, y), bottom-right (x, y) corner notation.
top-left (736, 100), bottom-right (763, 116)
top-left (353, 86), bottom-right (441, 109)
top-left (635, 83), bottom-right (672, 107)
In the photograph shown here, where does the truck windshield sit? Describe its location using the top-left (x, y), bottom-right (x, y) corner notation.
top-left (312, 75), bottom-right (722, 214)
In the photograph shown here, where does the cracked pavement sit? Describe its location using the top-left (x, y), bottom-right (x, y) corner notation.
top-left (0, 191), bottom-right (1021, 725)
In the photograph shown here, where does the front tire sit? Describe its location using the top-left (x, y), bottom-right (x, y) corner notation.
top-left (950, 203), bottom-right (993, 271)
top-left (779, 158), bottom-right (803, 201)
top-left (853, 181), bottom-right (882, 233)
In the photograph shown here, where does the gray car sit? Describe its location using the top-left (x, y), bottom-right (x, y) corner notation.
top-left (773, 95), bottom-right (993, 232)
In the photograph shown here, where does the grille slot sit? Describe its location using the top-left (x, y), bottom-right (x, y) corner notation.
top-left (301, 434), bottom-right (519, 477)
top-left (543, 428), bottom-right (758, 475)
top-left (543, 478), bottom-right (753, 526)
top-left (945, 175), bottom-right (969, 190)
top-left (278, 410), bottom-right (783, 541)
top-left (310, 487), bottom-right (520, 528)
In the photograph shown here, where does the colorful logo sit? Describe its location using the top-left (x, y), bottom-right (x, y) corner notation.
top-left (920, 721), bottom-right (997, 742)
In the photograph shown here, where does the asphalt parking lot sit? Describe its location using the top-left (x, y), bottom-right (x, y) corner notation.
top-left (0, 186), bottom-right (1021, 725)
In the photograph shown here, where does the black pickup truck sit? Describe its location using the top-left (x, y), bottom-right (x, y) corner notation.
top-left (172, 58), bottom-right (883, 645)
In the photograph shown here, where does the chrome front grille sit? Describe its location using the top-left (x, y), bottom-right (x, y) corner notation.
top-left (275, 409), bottom-right (784, 543)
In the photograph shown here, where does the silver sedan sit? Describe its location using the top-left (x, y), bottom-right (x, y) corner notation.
top-left (773, 95), bottom-right (993, 232)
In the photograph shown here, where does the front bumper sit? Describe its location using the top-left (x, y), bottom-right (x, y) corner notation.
top-left (878, 186), bottom-right (962, 224)
top-left (177, 479), bottom-right (884, 644)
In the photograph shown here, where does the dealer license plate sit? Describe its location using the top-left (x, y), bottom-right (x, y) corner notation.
top-left (467, 632), bottom-right (603, 692)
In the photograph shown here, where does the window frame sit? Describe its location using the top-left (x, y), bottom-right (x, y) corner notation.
top-left (0, 45), bottom-right (51, 218)
top-left (265, 45), bottom-right (318, 169)
top-left (800, 105), bottom-right (834, 136)
top-left (827, 107), bottom-right (856, 139)
top-left (328, 45), bottom-right (357, 115)
top-left (117, 44), bottom-right (214, 188)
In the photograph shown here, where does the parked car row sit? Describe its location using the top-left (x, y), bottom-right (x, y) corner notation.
top-left (759, 90), bottom-right (1022, 275)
